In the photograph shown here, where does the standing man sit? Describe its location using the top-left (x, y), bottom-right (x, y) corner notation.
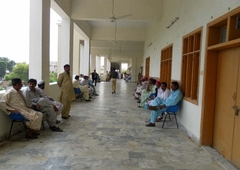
top-left (57, 64), bottom-right (76, 119)
top-left (110, 68), bottom-right (118, 94)
top-left (91, 70), bottom-right (98, 86)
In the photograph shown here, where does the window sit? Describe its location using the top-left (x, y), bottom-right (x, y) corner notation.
top-left (160, 45), bottom-right (172, 89)
top-left (181, 28), bottom-right (202, 104)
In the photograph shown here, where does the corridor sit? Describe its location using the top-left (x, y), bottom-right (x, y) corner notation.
top-left (0, 80), bottom-right (237, 170)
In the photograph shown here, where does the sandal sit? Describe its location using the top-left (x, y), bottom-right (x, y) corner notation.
top-left (148, 106), bottom-right (159, 111)
top-left (56, 120), bottom-right (61, 124)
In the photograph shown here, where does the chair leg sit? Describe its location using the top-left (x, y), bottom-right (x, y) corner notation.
top-left (162, 113), bottom-right (168, 128)
top-left (41, 121), bottom-right (45, 130)
top-left (174, 113), bottom-right (179, 129)
top-left (22, 121), bottom-right (29, 141)
top-left (8, 121), bottom-right (14, 140)
top-left (168, 113), bottom-right (171, 121)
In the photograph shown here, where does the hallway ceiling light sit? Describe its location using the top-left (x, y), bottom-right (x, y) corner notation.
top-left (166, 17), bottom-right (179, 28)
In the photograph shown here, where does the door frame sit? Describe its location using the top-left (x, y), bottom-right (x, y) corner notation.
top-left (200, 7), bottom-right (240, 146)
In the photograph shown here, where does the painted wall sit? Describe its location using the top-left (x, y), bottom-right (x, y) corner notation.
top-left (53, 0), bottom-right (71, 17)
top-left (143, 0), bottom-right (240, 141)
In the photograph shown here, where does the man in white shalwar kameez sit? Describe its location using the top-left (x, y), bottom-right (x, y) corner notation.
top-left (0, 78), bottom-right (43, 138)
top-left (22, 79), bottom-right (63, 132)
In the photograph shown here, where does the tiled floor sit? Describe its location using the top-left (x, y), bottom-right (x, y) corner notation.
top-left (0, 80), bottom-right (238, 170)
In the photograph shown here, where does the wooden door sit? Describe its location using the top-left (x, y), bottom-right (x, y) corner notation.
top-left (145, 57), bottom-right (150, 78)
top-left (232, 48), bottom-right (240, 167)
top-left (213, 47), bottom-right (240, 167)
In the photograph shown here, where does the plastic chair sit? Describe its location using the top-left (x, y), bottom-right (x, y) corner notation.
top-left (8, 113), bottom-right (29, 140)
top-left (74, 88), bottom-right (84, 101)
top-left (162, 102), bottom-right (181, 129)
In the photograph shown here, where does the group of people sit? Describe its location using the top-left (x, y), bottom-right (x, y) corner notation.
top-left (133, 76), bottom-right (182, 127)
top-left (0, 64), bottom-right (92, 139)
top-left (72, 73), bottom-right (99, 101)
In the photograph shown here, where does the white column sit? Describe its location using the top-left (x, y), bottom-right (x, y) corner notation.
top-left (29, 0), bottom-right (50, 84)
top-left (130, 57), bottom-right (137, 82)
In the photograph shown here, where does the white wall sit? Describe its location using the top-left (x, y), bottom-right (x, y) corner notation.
top-left (144, 0), bottom-right (240, 141)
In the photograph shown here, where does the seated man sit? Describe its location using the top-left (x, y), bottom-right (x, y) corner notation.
top-left (80, 75), bottom-right (94, 96)
top-left (88, 77), bottom-right (99, 96)
top-left (145, 81), bottom-right (182, 127)
top-left (138, 78), bottom-right (156, 107)
top-left (148, 82), bottom-right (171, 121)
top-left (0, 78), bottom-right (43, 139)
top-left (21, 78), bottom-right (63, 132)
top-left (36, 80), bottom-right (63, 123)
top-left (134, 77), bottom-right (148, 99)
top-left (73, 75), bottom-right (91, 101)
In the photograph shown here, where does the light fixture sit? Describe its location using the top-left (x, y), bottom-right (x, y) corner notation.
top-left (166, 17), bottom-right (179, 28)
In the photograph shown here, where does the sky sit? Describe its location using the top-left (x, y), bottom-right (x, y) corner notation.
top-left (0, 0), bottom-right (61, 63)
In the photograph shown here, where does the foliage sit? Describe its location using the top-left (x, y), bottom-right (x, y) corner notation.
top-left (0, 61), bottom-right (6, 78)
top-left (4, 63), bottom-right (29, 82)
top-left (49, 72), bottom-right (57, 83)
top-left (121, 69), bottom-right (127, 74)
top-left (0, 57), bottom-right (16, 78)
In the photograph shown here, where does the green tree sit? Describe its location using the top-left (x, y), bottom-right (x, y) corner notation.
top-left (49, 72), bottom-right (57, 83)
top-left (4, 63), bottom-right (29, 82)
top-left (0, 57), bottom-right (16, 77)
top-left (0, 61), bottom-right (6, 78)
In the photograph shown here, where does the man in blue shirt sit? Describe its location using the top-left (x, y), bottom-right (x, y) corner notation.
top-left (145, 81), bottom-right (182, 127)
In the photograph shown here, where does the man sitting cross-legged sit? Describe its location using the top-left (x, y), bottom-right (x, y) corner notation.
top-left (0, 78), bottom-right (43, 139)
top-left (73, 75), bottom-right (91, 101)
top-left (145, 81), bottom-right (182, 127)
top-left (22, 78), bottom-right (63, 132)
top-left (36, 80), bottom-right (63, 123)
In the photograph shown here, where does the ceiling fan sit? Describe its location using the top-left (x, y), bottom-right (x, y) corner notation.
top-left (109, 0), bottom-right (132, 23)
top-left (110, 21), bottom-right (118, 44)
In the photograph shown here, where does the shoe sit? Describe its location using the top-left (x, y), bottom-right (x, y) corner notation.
top-left (145, 123), bottom-right (156, 127)
top-left (56, 120), bottom-right (61, 124)
top-left (62, 116), bottom-right (68, 119)
top-left (50, 126), bottom-right (63, 132)
top-left (85, 99), bottom-right (91, 102)
top-left (25, 134), bottom-right (38, 139)
top-left (112, 92), bottom-right (114, 94)
top-left (156, 117), bottom-right (163, 122)
top-left (94, 94), bottom-right (99, 96)
top-left (68, 115), bottom-right (71, 117)
top-left (114, 91), bottom-right (116, 93)
top-left (148, 106), bottom-right (159, 111)
top-left (89, 96), bottom-right (92, 99)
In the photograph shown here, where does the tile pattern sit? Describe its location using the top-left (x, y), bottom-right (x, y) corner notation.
top-left (0, 80), bottom-right (237, 170)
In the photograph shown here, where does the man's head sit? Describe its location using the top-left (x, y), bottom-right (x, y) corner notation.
top-left (64, 64), bottom-right (70, 73)
top-left (28, 78), bottom-right (37, 91)
top-left (171, 81), bottom-right (179, 91)
top-left (12, 78), bottom-right (22, 91)
top-left (156, 81), bottom-right (161, 88)
top-left (37, 80), bottom-right (45, 89)
top-left (75, 75), bottom-right (80, 80)
top-left (161, 82), bottom-right (167, 91)
top-left (94, 70), bottom-right (96, 72)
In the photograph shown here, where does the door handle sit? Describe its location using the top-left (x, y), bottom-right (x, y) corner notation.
top-left (232, 93), bottom-right (236, 101)
top-left (232, 105), bottom-right (240, 116)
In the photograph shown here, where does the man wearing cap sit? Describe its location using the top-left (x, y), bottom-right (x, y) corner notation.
top-left (22, 78), bottom-right (63, 132)
top-left (0, 78), bottom-right (43, 139)
top-left (36, 80), bottom-right (63, 123)
top-left (57, 64), bottom-right (76, 119)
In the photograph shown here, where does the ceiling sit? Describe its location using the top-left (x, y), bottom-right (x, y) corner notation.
top-left (71, 0), bottom-right (163, 63)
